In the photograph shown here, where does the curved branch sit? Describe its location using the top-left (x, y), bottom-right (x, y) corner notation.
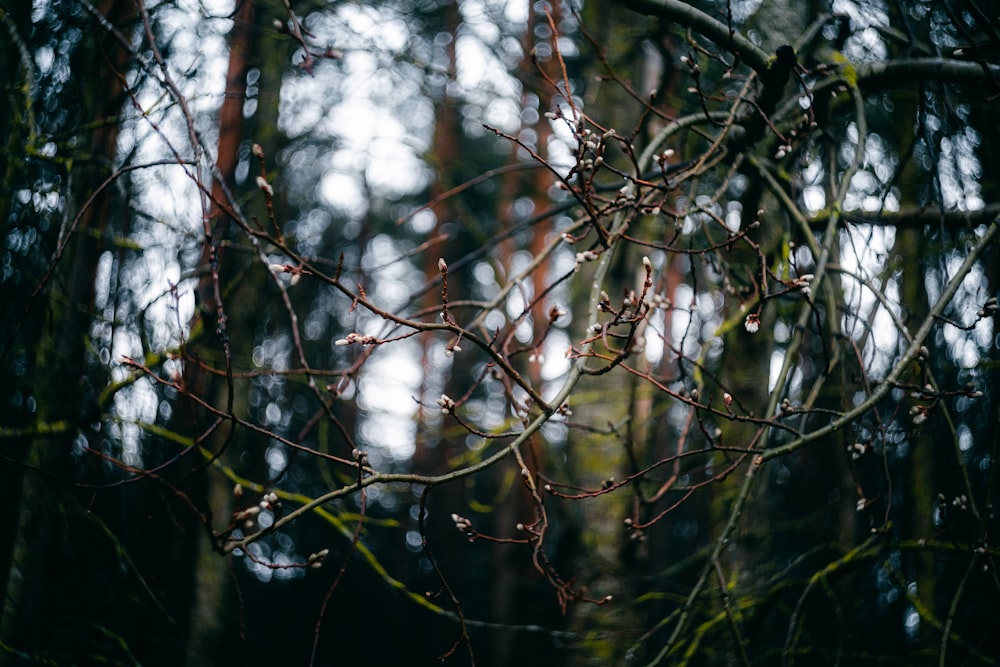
top-left (613, 0), bottom-right (771, 75)
top-left (856, 58), bottom-right (1000, 89)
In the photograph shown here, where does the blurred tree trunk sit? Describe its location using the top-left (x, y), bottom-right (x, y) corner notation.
top-left (410, 4), bottom-right (497, 663)
top-left (488, 2), bottom-right (565, 662)
top-left (573, 1), bottom-right (691, 659)
top-left (0, 0), bottom-right (148, 659)
top-left (169, 0), bottom-right (293, 663)
top-left (0, 0), bottom-right (38, 628)
top-left (415, 0), bottom-right (460, 472)
top-left (895, 224), bottom-right (937, 636)
top-left (696, 0), bottom-right (822, 656)
top-left (184, 2), bottom-right (257, 659)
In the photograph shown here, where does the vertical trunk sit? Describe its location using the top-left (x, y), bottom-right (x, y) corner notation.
top-left (0, 0), bottom-right (39, 624)
top-left (1, 0), bottom-right (142, 658)
top-left (880, 80), bottom-right (936, 650)
top-left (416, 0), bottom-right (460, 460)
top-left (408, 1), bottom-right (487, 656)
top-left (896, 226), bottom-right (937, 637)
top-left (176, 0), bottom-right (260, 663)
top-left (490, 4), bottom-right (562, 662)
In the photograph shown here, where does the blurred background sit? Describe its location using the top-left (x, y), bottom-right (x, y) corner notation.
top-left (2, 0), bottom-right (998, 665)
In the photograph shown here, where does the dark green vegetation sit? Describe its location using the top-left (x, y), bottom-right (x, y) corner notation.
top-left (2, 0), bottom-right (999, 665)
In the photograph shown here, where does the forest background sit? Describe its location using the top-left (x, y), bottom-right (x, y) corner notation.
top-left (2, 0), bottom-right (999, 665)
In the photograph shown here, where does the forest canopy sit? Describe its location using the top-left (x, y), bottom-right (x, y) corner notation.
top-left (2, 0), bottom-right (999, 665)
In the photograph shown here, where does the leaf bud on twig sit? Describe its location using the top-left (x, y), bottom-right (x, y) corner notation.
top-left (307, 549), bottom-right (329, 569)
top-left (255, 176), bottom-right (273, 196)
top-left (450, 513), bottom-right (473, 534)
top-left (436, 394), bottom-right (455, 414)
